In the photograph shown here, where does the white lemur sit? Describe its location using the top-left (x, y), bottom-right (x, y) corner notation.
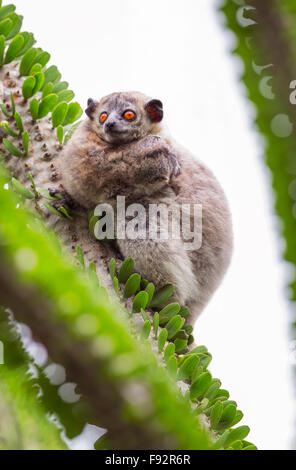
top-left (54, 91), bottom-right (233, 322)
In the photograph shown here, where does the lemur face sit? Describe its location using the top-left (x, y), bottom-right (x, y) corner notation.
top-left (85, 92), bottom-right (163, 144)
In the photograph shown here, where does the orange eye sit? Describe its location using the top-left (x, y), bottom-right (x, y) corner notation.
top-left (99, 112), bottom-right (108, 124)
top-left (123, 110), bottom-right (136, 121)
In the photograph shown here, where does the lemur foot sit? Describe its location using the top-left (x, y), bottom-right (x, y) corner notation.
top-left (48, 186), bottom-right (83, 214)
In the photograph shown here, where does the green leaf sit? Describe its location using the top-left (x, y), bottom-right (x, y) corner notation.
top-left (190, 372), bottom-right (212, 400)
top-left (43, 201), bottom-right (64, 218)
top-left (28, 172), bottom-right (38, 197)
top-left (88, 215), bottom-right (99, 238)
top-left (145, 282), bottom-right (155, 306)
top-left (17, 32), bottom-right (36, 57)
top-left (57, 90), bottom-right (74, 103)
top-left (0, 4), bottom-right (15, 22)
top-left (118, 257), bottom-right (134, 283)
top-left (0, 99), bottom-right (10, 118)
top-left (57, 125), bottom-right (64, 146)
top-left (150, 284), bottom-right (174, 308)
top-left (141, 308), bottom-right (149, 321)
top-left (22, 131), bottom-right (29, 156)
top-left (0, 17), bottom-right (12, 36)
top-left (164, 343), bottom-right (175, 362)
top-left (167, 356), bottom-right (178, 379)
top-left (158, 328), bottom-right (168, 352)
top-left (42, 82), bottom-right (53, 99)
top-left (184, 325), bottom-right (193, 335)
top-left (242, 445), bottom-right (257, 451)
top-left (53, 82), bottom-right (69, 95)
top-left (58, 206), bottom-right (72, 220)
top-left (6, 13), bottom-right (22, 40)
top-left (230, 410), bottom-right (243, 427)
top-left (22, 76), bottom-right (36, 100)
top-left (165, 315), bottom-right (184, 339)
top-left (216, 404), bottom-right (237, 431)
top-left (224, 426), bottom-right (250, 449)
top-left (34, 51), bottom-right (50, 68)
top-left (152, 312), bottom-right (159, 338)
top-left (76, 245), bottom-right (85, 268)
top-left (52, 81), bottom-right (69, 94)
top-left (0, 34), bottom-right (5, 65)
top-left (174, 338), bottom-right (188, 352)
top-left (179, 306), bottom-right (190, 319)
top-left (177, 354), bottom-right (199, 381)
top-left (191, 345), bottom-right (208, 355)
top-left (20, 48), bottom-right (37, 76)
top-left (123, 273), bottom-right (141, 298)
top-left (195, 398), bottom-right (209, 415)
top-left (51, 102), bottom-right (68, 128)
top-left (1, 120), bottom-right (18, 137)
top-left (14, 111), bottom-right (23, 134)
top-left (38, 94), bottom-right (58, 119)
top-left (113, 276), bottom-right (119, 295)
top-left (213, 389), bottom-right (230, 403)
top-left (109, 258), bottom-right (116, 279)
top-left (204, 379), bottom-right (221, 404)
top-left (199, 353), bottom-right (212, 370)
top-left (88, 262), bottom-right (99, 285)
top-left (11, 177), bottom-right (34, 199)
top-left (32, 72), bottom-right (45, 94)
top-left (30, 63), bottom-right (42, 75)
top-left (3, 138), bottom-right (23, 157)
top-left (44, 65), bottom-right (61, 85)
top-left (29, 98), bottom-right (39, 120)
top-left (211, 430), bottom-right (230, 450)
top-left (159, 302), bottom-right (180, 325)
top-left (0, 163), bottom-right (12, 182)
top-left (9, 92), bottom-right (15, 117)
top-left (63, 121), bottom-right (81, 145)
top-left (132, 291), bottom-right (149, 313)
top-left (210, 401), bottom-right (223, 429)
top-left (4, 33), bottom-right (24, 63)
top-left (63, 102), bottom-right (82, 125)
top-left (140, 320), bottom-right (151, 340)
top-left (37, 188), bottom-right (58, 201)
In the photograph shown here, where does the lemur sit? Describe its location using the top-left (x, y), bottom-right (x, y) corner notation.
top-left (54, 91), bottom-right (233, 322)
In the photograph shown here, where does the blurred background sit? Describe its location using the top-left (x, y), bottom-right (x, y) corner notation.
top-left (10, 0), bottom-right (294, 449)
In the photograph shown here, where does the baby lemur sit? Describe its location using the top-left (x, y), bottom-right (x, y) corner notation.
top-left (56, 91), bottom-right (233, 321)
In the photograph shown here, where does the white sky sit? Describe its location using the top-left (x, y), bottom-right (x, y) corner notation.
top-left (12, 0), bottom-right (295, 450)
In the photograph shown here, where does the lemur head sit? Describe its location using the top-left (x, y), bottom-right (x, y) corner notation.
top-left (85, 91), bottom-right (164, 144)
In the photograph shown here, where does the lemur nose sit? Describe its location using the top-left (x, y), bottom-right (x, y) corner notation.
top-left (106, 121), bottom-right (115, 131)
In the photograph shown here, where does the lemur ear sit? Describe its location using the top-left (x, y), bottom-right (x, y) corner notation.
top-left (85, 98), bottom-right (98, 120)
top-left (145, 99), bottom-right (163, 123)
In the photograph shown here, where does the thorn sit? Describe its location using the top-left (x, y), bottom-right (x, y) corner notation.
top-left (5, 79), bottom-right (16, 88)
top-left (43, 152), bottom-right (52, 160)
top-left (41, 143), bottom-right (47, 151)
top-left (35, 134), bottom-right (44, 142)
